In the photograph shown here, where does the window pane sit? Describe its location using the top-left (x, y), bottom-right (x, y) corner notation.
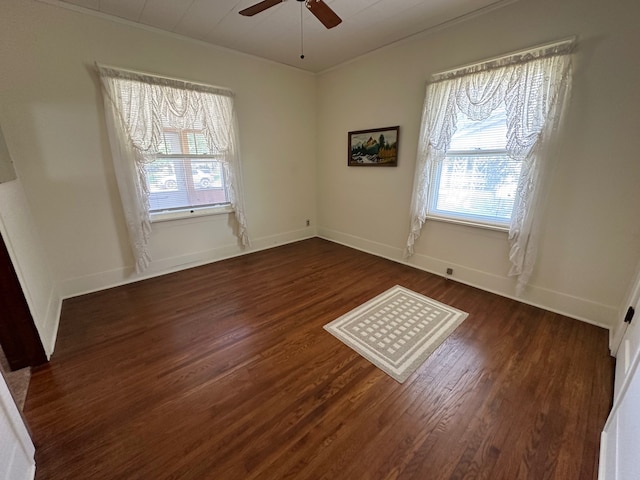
top-left (159, 131), bottom-right (181, 155)
top-left (147, 159), bottom-right (178, 191)
top-left (191, 160), bottom-right (223, 190)
top-left (427, 106), bottom-right (520, 227)
top-left (186, 132), bottom-right (211, 155)
top-left (145, 158), bottom-right (228, 213)
top-left (431, 154), bottom-right (520, 226)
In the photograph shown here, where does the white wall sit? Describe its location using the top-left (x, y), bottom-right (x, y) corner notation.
top-left (0, 0), bottom-right (318, 299)
top-left (316, 0), bottom-right (640, 330)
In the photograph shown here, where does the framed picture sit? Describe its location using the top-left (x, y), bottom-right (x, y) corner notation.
top-left (348, 126), bottom-right (399, 167)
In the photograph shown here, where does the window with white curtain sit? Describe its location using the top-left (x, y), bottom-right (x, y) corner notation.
top-left (428, 105), bottom-right (518, 228)
top-left (97, 65), bottom-right (249, 273)
top-left (406, 39), bottom-right (574, 294)
top-left (147, 128), bottom-right (229, 215)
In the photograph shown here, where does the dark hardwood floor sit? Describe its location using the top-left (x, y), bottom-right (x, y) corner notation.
top-left (24, 238), bottom-right (614, 479)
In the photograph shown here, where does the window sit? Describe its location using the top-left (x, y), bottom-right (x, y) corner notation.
top-left (406, 39), bottom-right (574, 293)
top-left (98, 65), bottom-right (249, 273)
top-left (427, 106), bottom-right (520, 228)
top-left (147, 128), bottom-right (229, 214)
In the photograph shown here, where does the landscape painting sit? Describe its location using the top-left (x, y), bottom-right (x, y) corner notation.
top-left (348, 126), bottom-right (399, 166)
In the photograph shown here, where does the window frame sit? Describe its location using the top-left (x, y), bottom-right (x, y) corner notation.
top-left (424, 103), bottom-right (521, 231)
top-left (426, 147), bottom-right (521, 231)
top-left (146, 128), bottom-right (233, 222)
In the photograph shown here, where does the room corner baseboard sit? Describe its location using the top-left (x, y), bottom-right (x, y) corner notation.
top-left (317, 227), bottom-right (616, 330)
top-left (59, 228), bottom-right (316, 300)
top-left (51, 226), bottom-right (615, 362)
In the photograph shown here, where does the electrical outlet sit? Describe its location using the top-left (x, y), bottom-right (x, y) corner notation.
top-left (306, 219), bottom-right (310, 226)
top-left (446, 267), bottom-right (453, 275)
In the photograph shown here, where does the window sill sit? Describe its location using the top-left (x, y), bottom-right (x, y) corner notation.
top-left (426, 214), bottom-right (509, 233)
top-left (150, 204), bottom-right (234, 223)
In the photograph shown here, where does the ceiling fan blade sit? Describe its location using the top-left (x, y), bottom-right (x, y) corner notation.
top-left (239, 0), bottom-right (284, 17)
top-left (306, 0), bottom-right (342, 29)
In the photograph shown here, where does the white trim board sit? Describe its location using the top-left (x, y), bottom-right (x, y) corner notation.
top-left (59, 228), bottom-right (316, 300)
top-left (56, 228), bottom-right (614, 363)
top-left (317, 227), bottom-right (615, 332)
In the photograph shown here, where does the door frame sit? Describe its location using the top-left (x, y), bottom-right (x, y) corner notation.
top-left (0, 231), bottom-right (46, 370)
top-left (611, 259), bottom-right (640, 356)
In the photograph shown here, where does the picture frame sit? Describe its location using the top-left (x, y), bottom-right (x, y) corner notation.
top-left (348, 126), bottom-right (399, 167)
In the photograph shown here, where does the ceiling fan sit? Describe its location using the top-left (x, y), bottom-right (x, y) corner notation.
top-left (239, 0), bottom-right (342, 29)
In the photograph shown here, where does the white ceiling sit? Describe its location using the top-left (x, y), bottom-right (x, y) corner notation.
top-left (43, 0), bottom-right (516, 73)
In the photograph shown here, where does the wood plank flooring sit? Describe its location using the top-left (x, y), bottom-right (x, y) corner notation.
top-left (24, 238), bottom-right (614, 479)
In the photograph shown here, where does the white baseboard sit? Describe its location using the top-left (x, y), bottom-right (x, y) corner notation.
top-left (59, 228), bottom-right (316, 300)
top-left (52, 226), bottom-right (615, 363)
top-left (40, 285), bottom-right (62, 358)
top-left (317, 227), bottom-right (616, 331)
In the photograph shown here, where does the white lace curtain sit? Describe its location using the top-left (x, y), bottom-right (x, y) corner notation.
top-left (406, 39), bottom-right (574, 294)
top-left (97, 65), bottom-right (249, 273)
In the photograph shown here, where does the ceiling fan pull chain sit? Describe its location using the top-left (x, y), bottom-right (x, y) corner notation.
top-left (299, 0), bottom-right (305, 59)
top-left (239, 0), bottom-right (341, 61)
